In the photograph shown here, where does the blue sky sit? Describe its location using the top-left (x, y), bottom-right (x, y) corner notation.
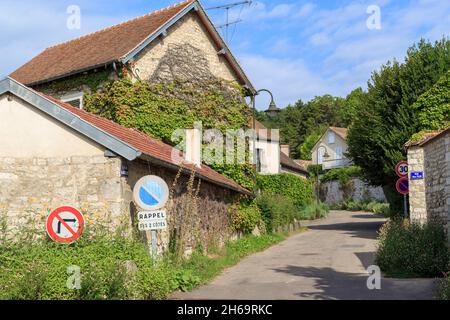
top-left (1, 0), bottom-right (449, 109)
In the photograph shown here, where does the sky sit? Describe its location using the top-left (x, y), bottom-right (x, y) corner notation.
top-left (1, 0), bottom-right (449, 109)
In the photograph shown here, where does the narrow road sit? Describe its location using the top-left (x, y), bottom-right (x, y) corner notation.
top-left (173, 211), bottom-right (437, 300)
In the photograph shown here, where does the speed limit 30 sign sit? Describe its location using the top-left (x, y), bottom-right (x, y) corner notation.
top-left (395, 161), bottom-right (408, 177)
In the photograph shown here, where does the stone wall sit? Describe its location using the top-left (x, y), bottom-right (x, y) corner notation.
top-left (408, 130), bottom-right (450, 230)
top-left (319, 178), bottom-right (386, 205)
top-left (134, 11), bottom-right (239, 84)
top-left (0, 155), bottom-right (130, 236)
top-left (125, 159), bottom-right (235, 255)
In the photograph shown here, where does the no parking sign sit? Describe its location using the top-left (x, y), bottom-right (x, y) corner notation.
top-left (46, 206), bottom-right (85, 244)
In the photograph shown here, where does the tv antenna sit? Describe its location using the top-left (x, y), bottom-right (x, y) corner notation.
top-left (206, 1), bottom-right (253, 43)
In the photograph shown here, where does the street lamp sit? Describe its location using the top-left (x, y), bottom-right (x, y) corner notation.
top-left (250, 89), bottom-right (279, 195)
top-left (315, 146), bottom-right (330, 206)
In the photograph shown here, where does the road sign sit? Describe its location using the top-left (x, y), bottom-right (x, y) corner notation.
top-left (46, 206), bottom-right (84, 244)
top-left (133, 176), bottom-right (169, 211)
top-left (395, 161), bottom-right (408, 177)
top-left (396, 177), bottom-right (409, 195)
top-left (138, 219), bottom-right (167, 231)
top-left (410, 171), bottom-right (424, 180)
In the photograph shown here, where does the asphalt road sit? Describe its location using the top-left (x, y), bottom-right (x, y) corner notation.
top-left (173, 210), bottom-right (437, 300)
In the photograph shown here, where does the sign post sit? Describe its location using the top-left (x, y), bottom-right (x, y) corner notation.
top-left (133, 175), bottom-right (169, 261)
top-left (395, 161), bottom-right (409, 218)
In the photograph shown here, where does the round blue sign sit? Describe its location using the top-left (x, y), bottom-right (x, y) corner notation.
top-left (133, 176), bottom-right (169, 210)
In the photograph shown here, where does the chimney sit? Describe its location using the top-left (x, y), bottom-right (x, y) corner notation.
top-left (280, 144), bottom-right (290, 157)
top-left (185, 123), bottom-right (202, 167)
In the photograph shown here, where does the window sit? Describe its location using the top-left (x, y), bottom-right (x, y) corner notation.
top-left (318, 148), bottom-right (325, 164)
top-left (328, 131), bottom-right (335, 144)
top-left (336, 146), bottom-right (343, 159)
top-left (256, 148), bottom-right (263, 173)
top-left (61, 92), bottom-right (84, 109)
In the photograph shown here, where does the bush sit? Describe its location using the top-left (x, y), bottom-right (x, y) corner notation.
top-left (375, 220), bottom-right (449, 277)
top-left (229, 201), bottom-right (262, 234)
top-left (320, 166), bottom-right (362, 184)
top-left (298, 202), bottom-right (330, 220)
top-left (256, 193), bottom-right (298, 233)
top-left (0, 234), bottom-right (177, 300)
top-left (438, 274), bottom-right (450, 300)
top-left (334, 200), bottom-right (390, 217)
top-left (256, 173), bottom-right (313, 210)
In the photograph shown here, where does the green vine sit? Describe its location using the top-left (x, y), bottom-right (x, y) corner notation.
top-left (84, 79), bottom-right (254, 189)
top-left (39, 68), bottom-right (112, 94)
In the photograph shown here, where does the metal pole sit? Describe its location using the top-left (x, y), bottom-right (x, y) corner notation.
top-left (252, 94), bottom-right (257, 196)
top-left (403, 194), bottom-right (408, 218)
top-left (151, 230), bottom-right (157, 262)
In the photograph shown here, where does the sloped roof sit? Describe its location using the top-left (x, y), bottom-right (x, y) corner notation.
top-left (280, 152), bottom-right (308, 175)
top-left (10, 0), bottom-right (254, 91)
top-left (405, 126), bottom-right (450, 148)
top-left (329, 127), bottom-right (348, 140)
top-left (294, 159), bottom-right (312, 171)
top-left (0, 77), bottom-right (250, 195)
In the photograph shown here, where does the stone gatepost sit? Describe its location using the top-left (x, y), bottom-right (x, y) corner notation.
top-left (407, 146), bottom-right (427, 224)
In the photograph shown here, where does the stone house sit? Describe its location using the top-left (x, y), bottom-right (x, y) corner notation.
top-left (311, 127), bottom-right (352, 170)
top-left (406, 126), bottom-right (450, 234)
top-left (10, 0), bottom-right (255, 106)
top-left (0, 77), bottom-right (250, 251)
top-left (10, 0), bottom-right (306, 177)
top-left (309, 127), bottom-right (385, 204)
top-left (253, 120), bottom-right (308, 178)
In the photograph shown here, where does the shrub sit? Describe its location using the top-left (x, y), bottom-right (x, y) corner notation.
top-left (256, 193), bottom-right (297, 233)
top-left (229, 201), bottom-right (262, 234)
top-left (298, 202), bottom-right (330, 220)
top-left (375, 220), bottom-right (449, 277)
top-left (438, 274), bottom-right (450, 300)
top-left (256, 173), bottom-right (313, 210)
top-left (320, 166), bottom-right (362, 184)
top-left (0, 234), bottom-right (176, 300)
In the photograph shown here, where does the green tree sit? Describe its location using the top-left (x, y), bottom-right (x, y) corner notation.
top-left (341, 87), bottom-right (367, 127)
top-left (412, 70), bottom-right (450, 130)
top-left (257, 95), bottom-right (345, 158)
top-left (347, 38), bottom-right (450, 214)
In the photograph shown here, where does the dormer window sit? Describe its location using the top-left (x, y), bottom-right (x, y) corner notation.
top-left (61, 92), bottom-right (84, 109)
top-left (328, 131), bottom-right (335, 144)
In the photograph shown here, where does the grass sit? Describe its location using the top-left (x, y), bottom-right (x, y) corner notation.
top-left (0, 231), bottom-right (292, 300)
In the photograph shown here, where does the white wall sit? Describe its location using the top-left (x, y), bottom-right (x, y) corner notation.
top-left (0, 94), bottom-right (104, 158)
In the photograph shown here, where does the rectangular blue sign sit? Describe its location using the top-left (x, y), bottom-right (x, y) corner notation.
top-left (411, 171), bottom-right (424, 180)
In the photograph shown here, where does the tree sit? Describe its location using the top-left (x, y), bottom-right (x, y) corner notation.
top-left (347, 38), bottom-right (450, 214)
top-left (341, 88), bottom-right (367, 127)
top-left (258, 95), bottom-right (346, 158)
top-left (412, 70), bottom-right (450, 130)
top-left (298, 125), bottom-right (327, 160)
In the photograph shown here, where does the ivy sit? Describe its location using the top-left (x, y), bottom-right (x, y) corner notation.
top-left (40, 68), bottom-right (112, 94)
top-left (411, 70), bottom-right (450, 130)
top-left (84, 79), bottom-right (254, 188)
top-left (256, 173), bottom-right (313, 210)
top-left (320, 166), bottom-right (362, 184)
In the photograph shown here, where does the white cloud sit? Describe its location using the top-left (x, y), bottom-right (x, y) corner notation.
top-left (239, 54), bottom-right (337, 108)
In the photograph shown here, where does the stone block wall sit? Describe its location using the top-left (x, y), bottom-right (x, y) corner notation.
top-left (408, 130), bottom-right (450, 232)
top-left (0, 155), bottom-right (130, 236)
top-left (408, 147), bottom-right (427, 223)
top-left (125, 159), bottom-right (235, 255)
top-left (320, 178), bottom-right (386, 205)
